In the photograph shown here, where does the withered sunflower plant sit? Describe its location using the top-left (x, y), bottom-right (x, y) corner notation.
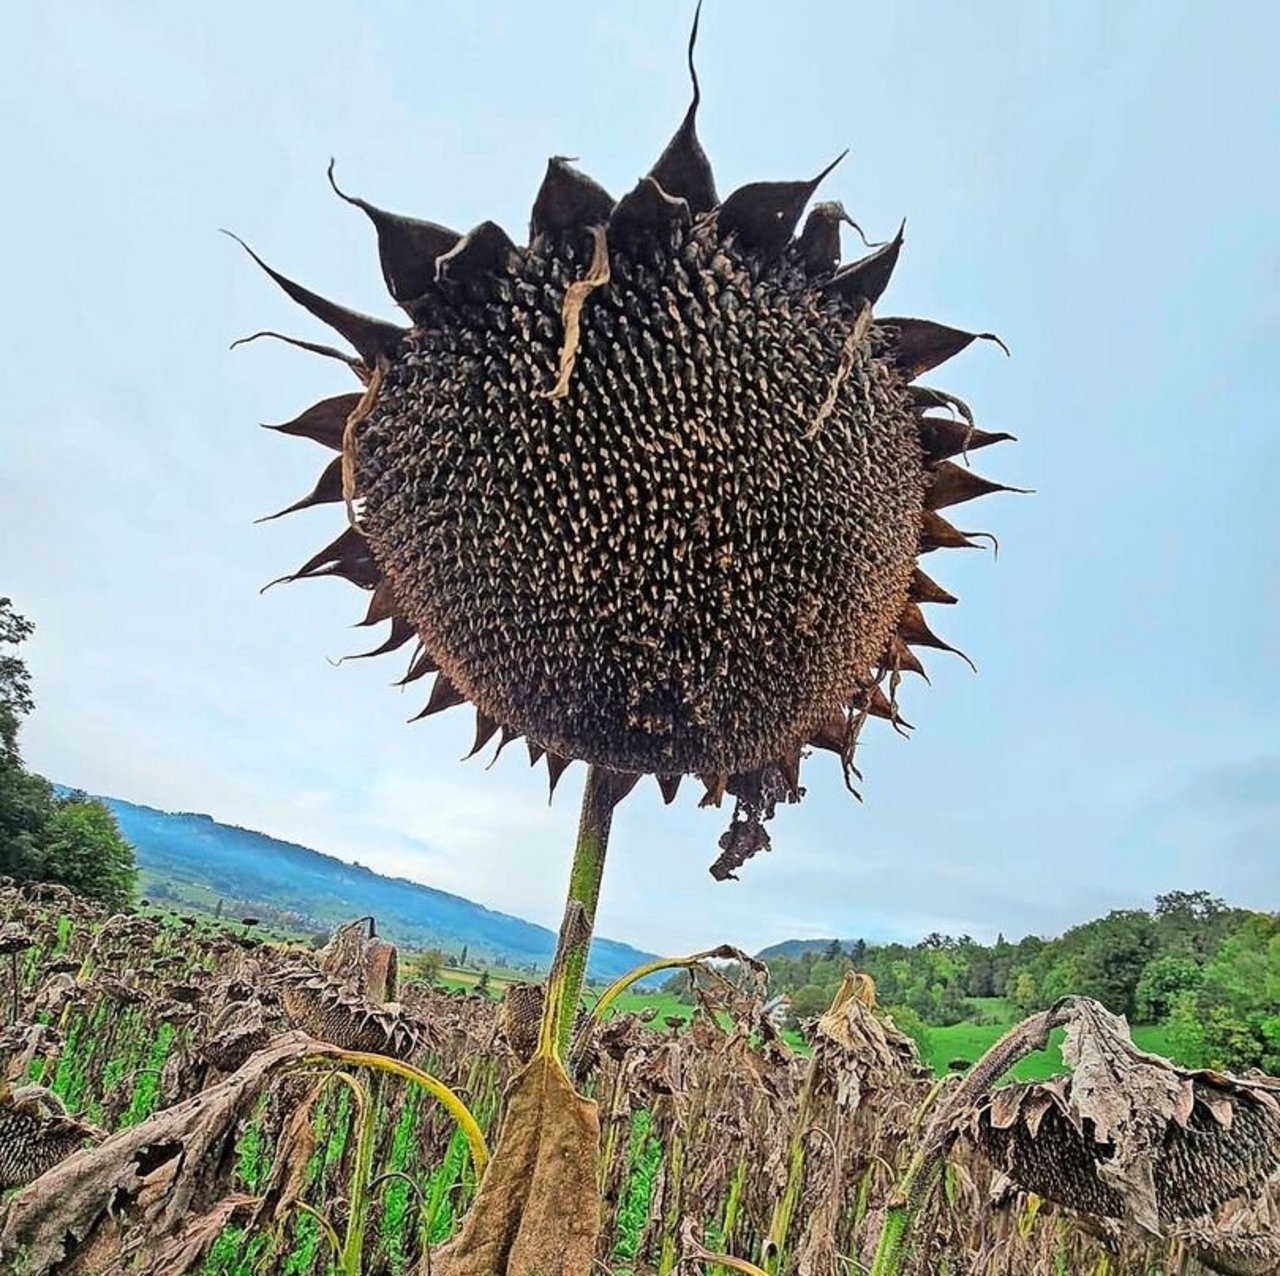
top-left (232, 9), bottom-right (1019, 1273)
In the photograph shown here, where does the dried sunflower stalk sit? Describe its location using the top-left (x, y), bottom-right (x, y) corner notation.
top-left (235, 8), bottom-right (1019, 1272)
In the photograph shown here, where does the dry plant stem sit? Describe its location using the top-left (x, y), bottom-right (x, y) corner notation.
top-left (541, 765), bottom-right (621, 1062)
top-left (869, 998), bottom-right (1077, 1276)
top-left (765, 974), bottom-right (859, 1272)
top-left (681, 1217), bottom-right (771, 1276)
top-left (588, 946), bottom-right (747, 1024)
top-left (764, 1055), bottom-right (816, 1273)
top-left (296, 1049), bottom-right (489, 1176)
top-left (295, 1200), bottom-right (343, 1259)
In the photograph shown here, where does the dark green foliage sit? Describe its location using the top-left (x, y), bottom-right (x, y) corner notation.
top-left (1166, 912), bottom-right (1280, 1073)
top-left (759, 896), bottom-right (1276, 1077)
top-left (0, 601), bottom-right (137, 908)
top-left (1062, 910), bottom-right (1158, 1018)
top-left (1135, 954), bottom-right (1203, 1022)
top-left (37, 794), bottom-right (137, 910)
top-left (0, 598), bottom-right (35, 763)
top-left (0, 766), bottom-right (56, 881)
top-left (611, 1110), bottom-right (662, 1262)
top-left (786, 983), bottom-right (833, 1026)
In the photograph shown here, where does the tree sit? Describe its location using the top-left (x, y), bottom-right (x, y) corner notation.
top-left (413, 948), bottom-right (449, 986)
top-left (823, 938), bottom-right (843, 960)
top-left (884, 1004), bottom-right (932, 1058)
top-left (1155, 889), bottom-right (1234, 958)
top-left (1191, 913), bottom-right (1280, 1072)
top-left (786, 983), bottom-right (831, 1027)
top-left (475, 968), bottom-right (491, 995)
top-left (0, 606), bottom-right (137, 908)
top-left (0, 599), bottom-right (35, 764)
top-left (965, 951), bottom-right (995, 998)
top-left (1135, 955), bottom-right (1202, 1023)
top-left (1067, 910), bottom-right (1158, 1017)
top-left (37, 794), bottom-right (137, 910)
top-left (1011, 971), bottom-right (1038, 1013)
top-left (0, 601), bottom-right (51, 876)
top-left (0, 767), bottom-right (54, 880)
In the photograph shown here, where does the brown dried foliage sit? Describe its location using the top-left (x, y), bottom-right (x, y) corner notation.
top-left (0, 886), bottom-right (1276, 1275)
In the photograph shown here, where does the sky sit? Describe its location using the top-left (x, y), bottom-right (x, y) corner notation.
top-left (3, 2), bottom-right (1277, 957)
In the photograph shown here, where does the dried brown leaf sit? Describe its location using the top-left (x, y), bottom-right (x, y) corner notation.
top-left (432, 1055), bottom-right (600, 1276)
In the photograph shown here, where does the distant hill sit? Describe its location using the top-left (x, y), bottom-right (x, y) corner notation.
top-left (59, 789), bottom-right (659, 984)
top-left (755, 937), bottom-right (851, 960)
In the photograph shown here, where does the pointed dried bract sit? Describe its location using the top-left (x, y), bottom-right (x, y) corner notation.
top-left (717, 153), bottom-right (847, 256)
top-left (343, 616), bottom-right (414, 661)
top-left (396, 644), bottom-right (438, 686)
top-left (328, 160), bottom-right (459, 304)
top-left (824, 221), bottom-right (904, 307)
top-left (919, 510), bottom-right (987, 553)
top-left (796, 201), bottom-right (858, 276)
top-left (226, 232), bottom-right (405, 363)
top-left (263, 393), bottom-right (362, 450)
top-left (435, 221), bottom-right (518, 287)
top-left (357, 579), bottom-right (397, 627)
top-left (897, 601), bottom-right (963, 657)
top-left (530, 158), bottom-right (614, 240)
top-left (232, 329), bottom-right (369, 380)
top-left (268, 525), bottom-right (379, 590)
top-left (413, 673), bottom-right (466, 720)
top-left (916, 415), bottom-right (1015, 461)
top-left (878, 316), bottom-right (1008, 380)
top-left (657, 773), bottom-right (683, 804)
top-left (545, 752), bottom-right (573, 797)
top-left (926, 460), bottom-right (1027, 510)
top-left (648, 3), bottom-right (718, 215)
top-left (466, 709), bottom-right (501, 759)
top-left (256, 455), bottom-right (344, 522)
top-left (610, 177), bottom-right (691, 243)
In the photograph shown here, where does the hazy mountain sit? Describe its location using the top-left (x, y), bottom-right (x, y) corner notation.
top-left (754, 937), bottom-right (851, 960)
top-left (62, 790), bottom-right (659, 983)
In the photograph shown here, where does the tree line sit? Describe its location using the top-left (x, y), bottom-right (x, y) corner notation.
top-left (0, 599), bottom-right (136, 909)
top-left (745, 890), bottom-right (1277, 1073)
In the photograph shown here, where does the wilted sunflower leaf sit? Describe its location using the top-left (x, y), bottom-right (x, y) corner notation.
top-left (433, 1055), bottom-right (600, 1276)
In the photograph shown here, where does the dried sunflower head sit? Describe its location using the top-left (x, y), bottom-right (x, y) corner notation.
top-left (0, 1087), bottom-right (103, 1190)
top-left (239, 11), bottom-right (1017, 856)
top-left (973, 1000), bottom-right (1280, 1232)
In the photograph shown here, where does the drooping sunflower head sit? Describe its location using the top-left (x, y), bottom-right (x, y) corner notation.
top-left (239, 10), bottom-right (1019, 868)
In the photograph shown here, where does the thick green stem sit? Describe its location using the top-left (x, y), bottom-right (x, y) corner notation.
top-left (538, 765), bottom-right (622, 1063)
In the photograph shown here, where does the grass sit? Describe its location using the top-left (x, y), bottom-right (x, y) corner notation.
top-left (434, 965), bottom-right (523, 997)
top-left (597, 988), bottom-right (693, 1020)
top-left (607, 991), bottom-right (1185, 1080)
top-left (924, 1012), bottom-right (1179, 1081)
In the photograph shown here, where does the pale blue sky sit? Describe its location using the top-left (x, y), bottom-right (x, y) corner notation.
top-left (3, 2), bottom-right (1276, 954)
